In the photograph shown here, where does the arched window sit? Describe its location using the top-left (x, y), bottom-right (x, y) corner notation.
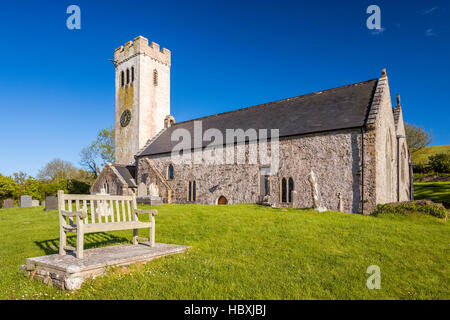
top-left (153, 69), bottom-right (158, 86)
top-left (193, 181), bottom-right (196, 201)
top-left (281, 178), bottom-right (287, 203)
top-left (385, 131), bottom-right (393, 197)
top-left (126, 69), bottom-right (130, 84)
top-left (188, 181), bottom-right (191, 201)
top-left (167, 164), bottom-right (174, 180)
top-left (400, 144), bottom-right (406, 184)
top-left (288, 177), bottom-right (294, 203)
top-left (120, 71), bottom-right (124, 87)
top-left (187, 180), bottom-right (196, 202)
top-left (131, 66), bottom-right (135, 82)
top-left (103, 181), bottom-right (109, 194)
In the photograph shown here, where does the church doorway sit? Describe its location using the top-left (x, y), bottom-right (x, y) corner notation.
top-left (217, 196), bottom-right (228, 205)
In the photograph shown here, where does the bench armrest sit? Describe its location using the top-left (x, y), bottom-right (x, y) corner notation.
top-left (134, 209), bottom-right (158, 216)
top-left (61, 210), bottom-right (88, 219)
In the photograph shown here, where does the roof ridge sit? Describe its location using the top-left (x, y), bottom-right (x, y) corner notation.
top-left (170, 78), bottom-right (378, 126)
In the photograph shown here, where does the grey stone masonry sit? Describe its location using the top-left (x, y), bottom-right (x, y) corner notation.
top-left (21, 242), bottom-right (190, 290)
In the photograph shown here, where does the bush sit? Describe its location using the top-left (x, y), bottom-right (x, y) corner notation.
top-left (0, 174), bottom-right (18, 200)
top-left (374, 200), bottom-right (447, 219)
top-left (68, 179), bottom-right (91, 194)
top-left (413, 163), bottom-right (426, 173)
top-left (428, 153), bottom-right (450, 173)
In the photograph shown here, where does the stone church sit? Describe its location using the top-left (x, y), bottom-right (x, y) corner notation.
top-left (91, 35), bottom-right (413, 214)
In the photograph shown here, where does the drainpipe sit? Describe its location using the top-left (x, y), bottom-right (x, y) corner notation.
top-left (361, 127), bottom-right (365, 215)
top-left (409, 160), bottom-right (414, 201)
top-left (396, 135), bottom-right (405, 202)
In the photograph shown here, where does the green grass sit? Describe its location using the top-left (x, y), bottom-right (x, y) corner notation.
top-left (0, 204), bottom-right (448, 300)
top-left (414, 182), bottom-right (450, 205)
top-left (411, 144), bottom-right (450, 165)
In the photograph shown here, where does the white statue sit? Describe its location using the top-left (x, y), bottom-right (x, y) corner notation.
top-left (308, 170), bottom-right (327, 212)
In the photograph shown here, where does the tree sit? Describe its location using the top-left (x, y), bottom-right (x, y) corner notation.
top-left (23, 178), bottom-right (44, 200)
top-left (0, 174), bottom-right (18, 200)
top-left (80, 127), bottom-right (115, 177)
top-left (95, 127), bottom-right (115, 164)
top-left (428, 153), bottom-right (450, 173)
top-left (37, 158), bottom-right (77, 182)
top-left (405, 123), bottom-right (433, 154)
top-left (12, 171), bottom-right (29, 197)
top-left (80, 146), bottom-right (101, 177)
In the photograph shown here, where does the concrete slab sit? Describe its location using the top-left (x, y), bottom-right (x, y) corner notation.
top-left (21, 242), bottom-right (190, 290)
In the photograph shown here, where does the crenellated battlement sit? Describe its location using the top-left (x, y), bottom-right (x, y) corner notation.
top-left (114, 35), bottom-right (171, 66)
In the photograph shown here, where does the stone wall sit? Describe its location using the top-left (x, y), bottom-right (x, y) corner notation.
top-left (394, 107), bottom-right (411, 201)
top-left (90, 164), bottom-right (132, 196)
top-left (370, 75), bottom-right (411, 204)
top-left (137, 127), bottom-right (377, 213)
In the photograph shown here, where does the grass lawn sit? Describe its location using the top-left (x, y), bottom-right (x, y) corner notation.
top-left (0, 203), bottom-right (448, 300)
top-left (414, 182), bottom-right (450, 205)
top-left (411, 145), bottom-right (450, 165)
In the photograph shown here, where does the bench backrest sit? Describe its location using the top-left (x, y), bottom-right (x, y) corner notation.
top-left (57, 190), bottom-right (138, 225)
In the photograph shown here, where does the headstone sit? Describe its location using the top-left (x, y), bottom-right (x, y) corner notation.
top-left (2, 199), bottom-right (14, 209)
top-left (20, 195), bottom-right (32, 208)
top-left (137, 182), bottom-right (162, 206)
top-left (32, 200), bottom-right (40, 207)
top-left (149, 183), bottom-right (159, 197)
top-left (137, 182), bottom-right (148, 197)
top-left (45, 196), bottom-right (58, 211)
top-left (41, 201), bottom-right (45, 206)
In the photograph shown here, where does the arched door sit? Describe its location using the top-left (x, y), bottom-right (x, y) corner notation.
top-left (217, 196), bottom-right (228, 205)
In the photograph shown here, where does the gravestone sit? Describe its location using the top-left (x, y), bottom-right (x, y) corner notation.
top-left (149, 183), bottom-right (159, 197)
top-left (137, 182), bottom-right (148, 197)
top-left (2, 199), bottom-right (14, 209)
top-left (45, 196), bottom-right (58, 211)
top-left (41, 201), bottom-right (45, 206)
top-left (20, 195), bottom-right (32, 208)
top-left (137, 182), bottom-right (162, 206)
top-left (32, 200), bottom-right (40, 207)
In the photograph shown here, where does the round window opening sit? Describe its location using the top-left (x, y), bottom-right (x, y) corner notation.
top-left (120, 109), bottom-right (131, 127)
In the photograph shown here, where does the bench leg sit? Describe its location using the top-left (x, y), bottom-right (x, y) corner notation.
top-left (76, 226), bottom-right (84, 259)
top-left (59, 227), bottom-right (67, 256)
top-left (150, 215), bottom-right (155, 247)
top-left (133, 229), bottom-right (138, 245)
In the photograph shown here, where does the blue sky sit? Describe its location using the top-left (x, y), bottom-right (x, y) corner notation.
top-left (0, 0), bottom-right (448, 176)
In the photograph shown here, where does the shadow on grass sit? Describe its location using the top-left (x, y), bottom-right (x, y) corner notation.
top-left (35, 232), bottom-right (130, 255)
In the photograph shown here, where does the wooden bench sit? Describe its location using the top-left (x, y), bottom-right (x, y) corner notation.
top-left (57, 190), bottom-right (158, 259)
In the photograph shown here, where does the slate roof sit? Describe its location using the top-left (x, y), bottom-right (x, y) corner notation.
top-left (138, 78), bottom-right (378, 156)
top-left (114, 164), bottom-right (137, 188)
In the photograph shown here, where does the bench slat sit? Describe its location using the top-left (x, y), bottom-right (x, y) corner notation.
top-left (84, 221), bottom-right (152, 233)
top-left (60, 194), bottom-right (134, 201)
top-left (90, 200), bottom-right (96, 224)
top-left (83, 200), bottom-right (88, 224)
top-left (126, 200), bottom-right (132, 222)
top-left (121, 200), bottom-right (126, 222)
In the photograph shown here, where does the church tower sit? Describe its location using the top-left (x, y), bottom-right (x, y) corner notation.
top-left (113, 35), bottom-right (171, 165)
